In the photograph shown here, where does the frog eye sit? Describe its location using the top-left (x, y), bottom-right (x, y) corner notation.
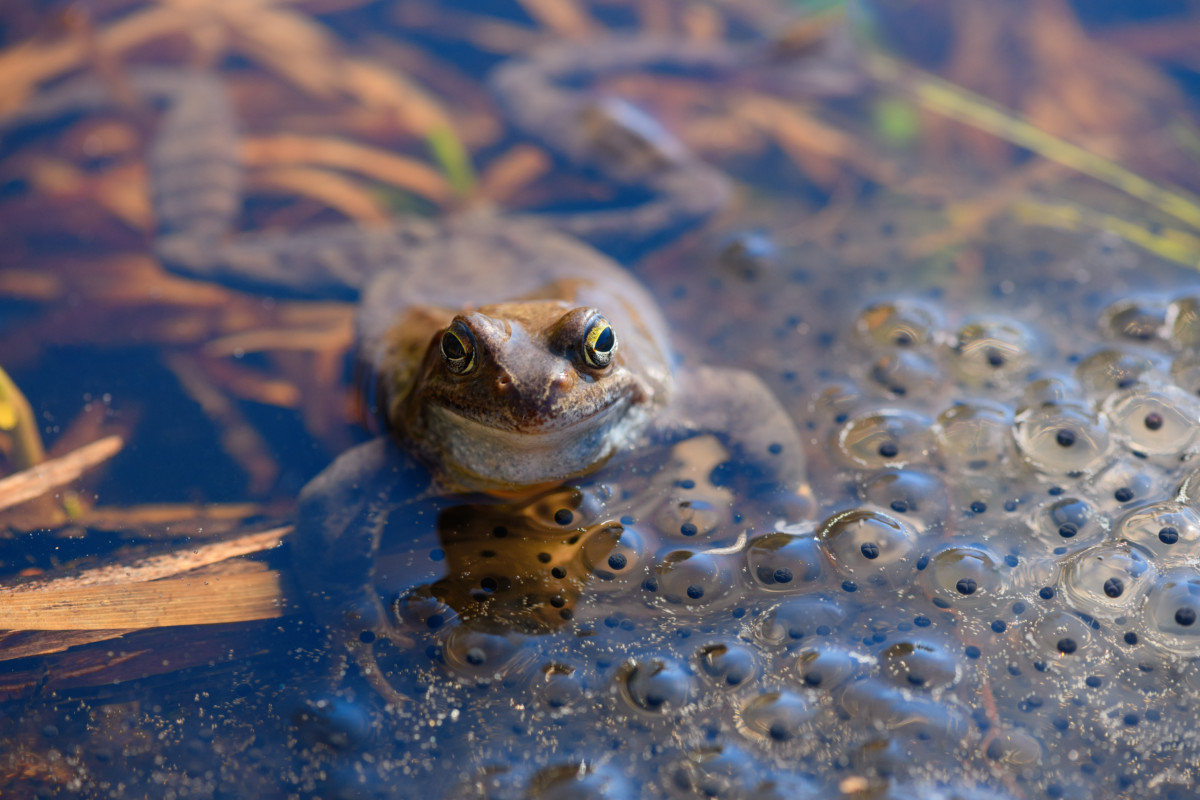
top-left (440, 321), bottom-right (477, 375)
top-left (582, 315), bottom-right (617, 369)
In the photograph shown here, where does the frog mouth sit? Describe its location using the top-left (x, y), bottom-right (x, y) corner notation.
top-left (422, 393), bottom-right (648, 490)
top-left (430, 389), bottom-right (635, 437)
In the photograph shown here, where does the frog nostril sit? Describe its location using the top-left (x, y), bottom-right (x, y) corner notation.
top-left (495, 374), bottom-right (512, 391)
top-left (552, 372), bottom-right (575, 392)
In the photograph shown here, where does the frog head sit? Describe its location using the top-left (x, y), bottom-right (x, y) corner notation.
top-left (390, 299), bottom-right (654, 492)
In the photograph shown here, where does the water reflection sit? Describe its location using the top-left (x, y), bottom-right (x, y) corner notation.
top-left (425, 487), bottom-right (621, 634)
top-left (2, 0), bottom-right (1200, 797)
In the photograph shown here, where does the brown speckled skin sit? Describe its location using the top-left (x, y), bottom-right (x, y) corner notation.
top-left (358, 214), bottom-right (676, 491)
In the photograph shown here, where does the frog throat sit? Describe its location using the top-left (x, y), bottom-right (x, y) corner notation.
top-left (418, 397), bottom-right (650, 491)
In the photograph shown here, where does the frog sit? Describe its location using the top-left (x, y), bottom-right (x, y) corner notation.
top-left (289, 210), bottom-right (814, 702)
top-left (3, 30), bottom-right (859, 704)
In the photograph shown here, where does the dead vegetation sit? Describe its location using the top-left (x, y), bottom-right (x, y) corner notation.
top-left (0, 0), bottom-right (1196, 706)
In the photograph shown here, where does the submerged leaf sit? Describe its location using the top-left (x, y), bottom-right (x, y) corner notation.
top-left (427, 122), bottom-right (477, 197)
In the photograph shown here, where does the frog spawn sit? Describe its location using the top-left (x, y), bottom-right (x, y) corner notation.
top-left (328, 295), bottom-right (1200, 799)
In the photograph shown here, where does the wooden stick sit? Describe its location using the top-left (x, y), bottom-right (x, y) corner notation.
top-left (0, 435), bottom-right (123, 512)
top-left (0, 567), bottom-right (285, 630)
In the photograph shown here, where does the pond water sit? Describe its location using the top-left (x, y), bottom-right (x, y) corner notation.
top-left (2, 0), bottom-right (1200, 798)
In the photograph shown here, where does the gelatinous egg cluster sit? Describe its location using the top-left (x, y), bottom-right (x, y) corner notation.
top-left (312, 280), bottom-right (1200, 800)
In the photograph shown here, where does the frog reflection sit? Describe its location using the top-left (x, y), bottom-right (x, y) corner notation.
top-left (425, 487), bottom-right (622, 635)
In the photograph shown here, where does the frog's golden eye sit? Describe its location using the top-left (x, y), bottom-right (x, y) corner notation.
top-left (582, 315), bottom-right (617, 369)
top-left (440, 321), bottom-right (476, 375)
